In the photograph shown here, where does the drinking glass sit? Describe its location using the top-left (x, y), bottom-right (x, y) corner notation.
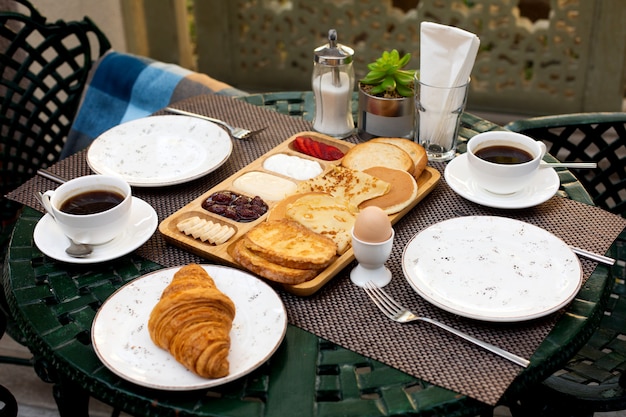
top-left (415, 78), bottom-right (470, 161)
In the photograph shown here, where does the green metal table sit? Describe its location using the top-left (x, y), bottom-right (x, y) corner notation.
top-left (2, 92), bottom-right (616, 417)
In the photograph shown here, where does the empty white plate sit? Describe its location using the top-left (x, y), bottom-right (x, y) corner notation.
top-left (402, 216), bottom-right (582, 322)
top-left (87, 115), bottom-right (232, 187)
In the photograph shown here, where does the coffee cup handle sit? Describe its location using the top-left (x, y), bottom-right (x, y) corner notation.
top-left (41, 190), bottom-right (56, 219)
top-left (537, 141), bottom-right (547, 158)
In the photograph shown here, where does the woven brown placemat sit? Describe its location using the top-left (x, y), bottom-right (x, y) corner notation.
top-left (9, 94), bottom-right (626, 405)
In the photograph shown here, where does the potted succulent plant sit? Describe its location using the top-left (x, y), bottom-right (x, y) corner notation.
top-left (357, 49), bottom-right (417, 140)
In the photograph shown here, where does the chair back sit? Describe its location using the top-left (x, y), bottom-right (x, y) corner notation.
top-left (506, 113), bottom-right (626, 217)
top-left (0, 0), bottom-right (110, 222)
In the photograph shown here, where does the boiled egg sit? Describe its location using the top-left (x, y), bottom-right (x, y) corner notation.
top-left (353, 206), bottom-right (392, 243)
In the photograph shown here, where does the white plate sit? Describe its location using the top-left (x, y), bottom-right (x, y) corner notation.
top-left (91, 265), bottom-right (288, 390)
top-left (87, 115), bottom-right (232, 187)
top-left (402, 216), bottom-right (582, 322)
top-left (444, 153), bottom-right (559, 209)
top-left (34, 197), bottom-right (157, 264)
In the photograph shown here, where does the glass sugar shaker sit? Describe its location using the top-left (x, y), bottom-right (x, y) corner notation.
top-left (312, 29), bottom-right (355, 139)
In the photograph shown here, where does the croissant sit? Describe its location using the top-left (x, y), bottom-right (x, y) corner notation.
top-left (148, 264), bottom-right (236, 378)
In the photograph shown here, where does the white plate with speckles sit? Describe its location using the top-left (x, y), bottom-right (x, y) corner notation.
top-left (402, 216), bottom-right (582, 322)
top-left (91, 264), bottom-right (287, 390)
top-left (87, 115), bottom-right (232, 187)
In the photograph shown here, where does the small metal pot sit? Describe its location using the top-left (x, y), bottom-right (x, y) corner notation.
top-left (357, 87), bottom-right (414, 140)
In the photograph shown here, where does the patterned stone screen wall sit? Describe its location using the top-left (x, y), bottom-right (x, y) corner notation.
top-left (193, 0), bottom-right (625, 115)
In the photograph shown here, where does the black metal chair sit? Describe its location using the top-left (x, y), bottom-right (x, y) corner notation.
top-left (505, 113), bottom-right (626, 416)
top-left (0, 0), bottom-right (111, 409)
top-left (0, 311), bottom-right (18, 417)
top-left (0, 0), bottom-right (110, 323)
top-left (0, 384), bottom-right (17, 417)
top-left (1, 0), bottom-right (110, 221)
top-left (505, 113), bottom-right (626, 217)
top-left (0, 0), bottom-right (111, 417)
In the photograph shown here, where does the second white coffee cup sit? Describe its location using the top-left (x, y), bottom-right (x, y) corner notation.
top-left (41, 175), bottom-right (132, 245)
top-left (466, 131), bottom-right (547, 195)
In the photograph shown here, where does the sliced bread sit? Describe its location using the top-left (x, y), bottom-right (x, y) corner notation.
top-left (341, 141), bottom-right (414, 174)
top-left (371, 137), bottom-right (428, 178)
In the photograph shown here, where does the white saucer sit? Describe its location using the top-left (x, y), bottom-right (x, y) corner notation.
top-left (34, 197), bottom-right (158, 264)
top-left (444, 153), bottom-right (560, 209)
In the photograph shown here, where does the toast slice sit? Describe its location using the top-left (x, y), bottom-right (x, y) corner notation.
top-left (243, 219), bottom-right (337, 270)
top-left (231, 239), bottom-right (320, 285)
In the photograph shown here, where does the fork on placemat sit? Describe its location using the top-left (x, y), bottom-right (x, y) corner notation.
top-left (164, 107), bottom-right (267, 140)
top-left (363, 282), bottom-right (530, 367)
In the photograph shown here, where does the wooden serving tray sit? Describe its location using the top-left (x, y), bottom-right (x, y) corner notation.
top-left (159, 131), bottom-right (440, 296)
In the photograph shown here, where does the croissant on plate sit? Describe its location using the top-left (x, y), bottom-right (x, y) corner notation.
top-left (148, 263), bottom-right (236, 378)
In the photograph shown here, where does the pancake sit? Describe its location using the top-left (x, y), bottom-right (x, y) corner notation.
top-left (296, 165), bottom-right (390, 207)
top-left (359, 166), bottom-right (418, 214)
top-left (267, 192), bottom-right (329, 222)
top-left (268, 192), bottom-right (356, 255)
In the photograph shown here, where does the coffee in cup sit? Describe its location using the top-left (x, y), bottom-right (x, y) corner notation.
top-left (41, 175), bottom-right (132, 244)
top-left (466, 131), bottom-right (547, 194)
top-left (473, 144), bottom-right (533, 165)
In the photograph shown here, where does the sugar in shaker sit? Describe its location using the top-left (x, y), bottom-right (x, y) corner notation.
top-left (312, 29), bottom-right (355, 138)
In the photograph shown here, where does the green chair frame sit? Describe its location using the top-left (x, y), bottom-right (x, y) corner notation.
top-left (506, 113), bottom-right (626, 416)
top-left (508, 239), bottom-right (626, 417)
top-left (506, 113), bottom-right (626, 217)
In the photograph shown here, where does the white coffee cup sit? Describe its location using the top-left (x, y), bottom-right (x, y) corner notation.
top-left (466, 131), bottom-right (547, 194)
top-left (41, 175), bottom-right (132, 245)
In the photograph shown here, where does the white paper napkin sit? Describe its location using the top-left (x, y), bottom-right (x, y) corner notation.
top-left (418, 22), bottom-right (480, 149)
top-left (419, 22), bottom-right (480, 88)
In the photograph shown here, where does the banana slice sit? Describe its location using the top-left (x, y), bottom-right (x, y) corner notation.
top-left (177, 216), bottom-right (235, 245)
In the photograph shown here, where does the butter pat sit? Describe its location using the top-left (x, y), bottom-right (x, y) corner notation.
top-left (233, 171), bottom-right (297, 201)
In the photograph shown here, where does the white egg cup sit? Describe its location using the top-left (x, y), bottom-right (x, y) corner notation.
top-left (350, 227), bottom-right (394, 288)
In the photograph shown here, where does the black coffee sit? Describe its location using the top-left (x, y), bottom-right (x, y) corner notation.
top-left (475, 145), bottom-right (533, 164)
top-left (60, 190), bottom-right (125, 215)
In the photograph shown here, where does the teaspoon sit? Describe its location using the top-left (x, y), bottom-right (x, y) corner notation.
top-left (64, 238), bottom-right (93, 258)
top-left (34, 191), bottom-right (93, 258)
top-left (540, 161), bottom-right (597, 169)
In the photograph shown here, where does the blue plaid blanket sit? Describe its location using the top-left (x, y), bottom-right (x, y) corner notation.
top-left (63, 51), bottom-right (248, 158)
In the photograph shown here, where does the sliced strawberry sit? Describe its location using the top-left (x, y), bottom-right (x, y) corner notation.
top-left (293, 136), bottom-right (308, 154)
top-left (295, 136), bottom-right (316, 158)
top-left (319, 143), bottom-right (344, 160)
top-left (294, 136), bottom-right (306, 153)
top-left (308, 138), bottom-right (324, 159)
top-left (293, 135), bottom-right (345, 160)
top-left (300, 136), bottom-right (317, 157)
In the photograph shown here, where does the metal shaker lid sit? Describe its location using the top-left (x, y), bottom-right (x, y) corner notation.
top-left (314, 29), bottom-right (354, 66)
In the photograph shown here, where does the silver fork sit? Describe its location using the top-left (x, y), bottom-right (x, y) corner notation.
top-left (363, 282), bottom-right (530, 368)
top-left (164, 107), bottom-right (266, 140)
